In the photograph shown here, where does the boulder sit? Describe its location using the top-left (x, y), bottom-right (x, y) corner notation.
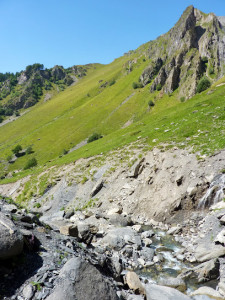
top-left (108, 214), bottom-right (128, 227)
top-left (167, 225), bottom-right (182, 235)
top-left (214, 229), bottom-right (225, 245)
top-left (45, 257), bottom-right (118, 300)
top-left (102, 228), bottom-right (141, 251)
top-left (125, 271), bottom-right (145, 295)
top-left (140, 247), bottom-right (155, 261)
top-left (22, 284), bottom-right (35, 299)
top-left (193, 258), bottom-right (219, 282)
top-left (145, 284), bottom-right (191, 300)
top-left (194, 243), bottom-right (225, 262)
top-left (107, 206), bottom-right (123, 215)
top-left (60, 224), bottom-right (78, 237)
top-left (191, 286), bottom-right (224, 299)
top-left (0, 212), bottom-right (23, 259)
top-left (158, 277), bottom-right (186, 292)
top-left (77, 223), bottom-right (94, 244)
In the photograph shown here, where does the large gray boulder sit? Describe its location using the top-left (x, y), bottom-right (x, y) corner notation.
top-left (0, 212), bottom-right (23, 259)
top-left (101, 227), bottom-right (141, 251)
top-left (46, 257), bottom-right (118, 300)
top-left (145, 284), bottom-right (191, 300)
top-left (194, 243), bottom-right (225, 262)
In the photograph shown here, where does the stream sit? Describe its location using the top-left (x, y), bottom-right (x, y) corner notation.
top-left (137, 227), bottom-right (218, 299)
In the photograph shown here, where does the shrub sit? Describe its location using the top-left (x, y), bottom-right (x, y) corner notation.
top-left (201, 56), bottom-right (208, 63)
top-left (26, 146), bottom-right (34, 155)
top-left (196, 76), bottom-right (211, 93)
top-left (4, 108), bottom-right (13, 116)
top-left (24, 158), bottom-right (37, 170)
top-left (209, 66), bottom-right (214, 75)
top-left (0, 115), bottom-right (3, 123)
top-left (34, 202), bottom-right (41, 208)
top-left (87, 133), bottom-right (102, 143)
top-left (148, 100), bottom-right (155, 107)
top-left (81, 176), bottom-right (88, 184)
top-left (63, 149), bottom-right (68, 155)
top-left (132, 82), bottom-right (143, 89)
top-left (180, 97), bottom-right (185, 102)
top-left (156, 84), bottom-right (162, 91)
top-left (12, 145), bottom-right (22, 156)
top-left (109, 79), bottom-right (116, 86)
top-left (7, 155), bottom-right (12, 162)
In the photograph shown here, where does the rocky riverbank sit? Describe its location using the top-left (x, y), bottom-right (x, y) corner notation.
top-left (1, 191), bottom-right (225, 300)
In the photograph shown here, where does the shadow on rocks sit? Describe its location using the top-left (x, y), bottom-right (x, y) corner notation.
top-left (0, 245), bottom-right (43, 298)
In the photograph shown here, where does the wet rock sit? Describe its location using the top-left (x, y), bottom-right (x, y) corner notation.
top-left (141, 230), bottom-right (154, 239)
top-left (190, 286), bottom-right (224, 299)
top-left (145, 284), bottom-right (191, 300)
top-left (0, 212), bottom-right (23, 259)
top-left (194, 258), bottom-right (220, 282)
top-left (158, 277), bottom-right (186, 292)
top-left (124, 271), bottom-right (145, 295)
top-left (132, 225), bottom-right (142, 233)
top-left (45, 257), bottom-right (118, 300)
top-left (140, 247), bottom-right (155, 261)
top-left (142, 238), bottom-right (152, 247)
top-left (167, 225), bottom-right (182, 235)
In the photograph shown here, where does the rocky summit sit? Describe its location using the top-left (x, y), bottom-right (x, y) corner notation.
top-left (140, 5), bottom-right (225, 98)
top-left (1, 4), bottom-right (225, 300)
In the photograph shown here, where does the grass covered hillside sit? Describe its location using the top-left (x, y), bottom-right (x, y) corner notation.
top-left (0, 6), bottom-right (225, 183)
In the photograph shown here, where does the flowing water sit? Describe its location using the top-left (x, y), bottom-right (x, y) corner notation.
top-left (137, 228), bottom-right (218, 299)
top-left (198, 174), bottom-right (225, 209)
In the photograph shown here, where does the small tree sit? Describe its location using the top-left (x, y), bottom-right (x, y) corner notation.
top-left (148, 100), bottom-right (155, 107)
top-left (196, 76), bottom-right (211, 93)
top-left (132, 82), bottom-right (143, 89)
top-left (156, 83), bottom-right (162, 91)
top-left (87, 133), bottom-right (102, 143)
top-left (12, 145), bottom-right (22, 156)
top-left (109, 79), bottom-right (116, 86)
top-left (26, 146), bottom-right (34, 155)
top-left (24, 158), bottom-right (37, 170)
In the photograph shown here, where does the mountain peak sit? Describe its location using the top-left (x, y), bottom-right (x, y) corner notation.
top-left (140, 6), bottom-right (225, 99)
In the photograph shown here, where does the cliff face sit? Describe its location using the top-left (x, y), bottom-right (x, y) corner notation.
top-left (140, 6), bottom-right (225, 98)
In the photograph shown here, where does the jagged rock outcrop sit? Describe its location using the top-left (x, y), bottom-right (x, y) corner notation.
top-left (141, 5), bottom-right (225, 98)
top-left (0, 63), bottom-right (90, 113)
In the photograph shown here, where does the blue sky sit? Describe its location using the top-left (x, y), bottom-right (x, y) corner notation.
top-left (0, 0), bottom-right (224, 73)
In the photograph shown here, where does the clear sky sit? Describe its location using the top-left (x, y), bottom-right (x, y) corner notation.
top-left (0, 0), bottom-right (224, 73)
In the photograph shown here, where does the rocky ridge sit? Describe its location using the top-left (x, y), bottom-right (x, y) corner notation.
top-left (140, 6), bottom-right (225, 98)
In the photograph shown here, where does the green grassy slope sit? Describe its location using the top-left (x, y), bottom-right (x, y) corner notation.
top-left (0, 47), bottom-right (225, 183)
